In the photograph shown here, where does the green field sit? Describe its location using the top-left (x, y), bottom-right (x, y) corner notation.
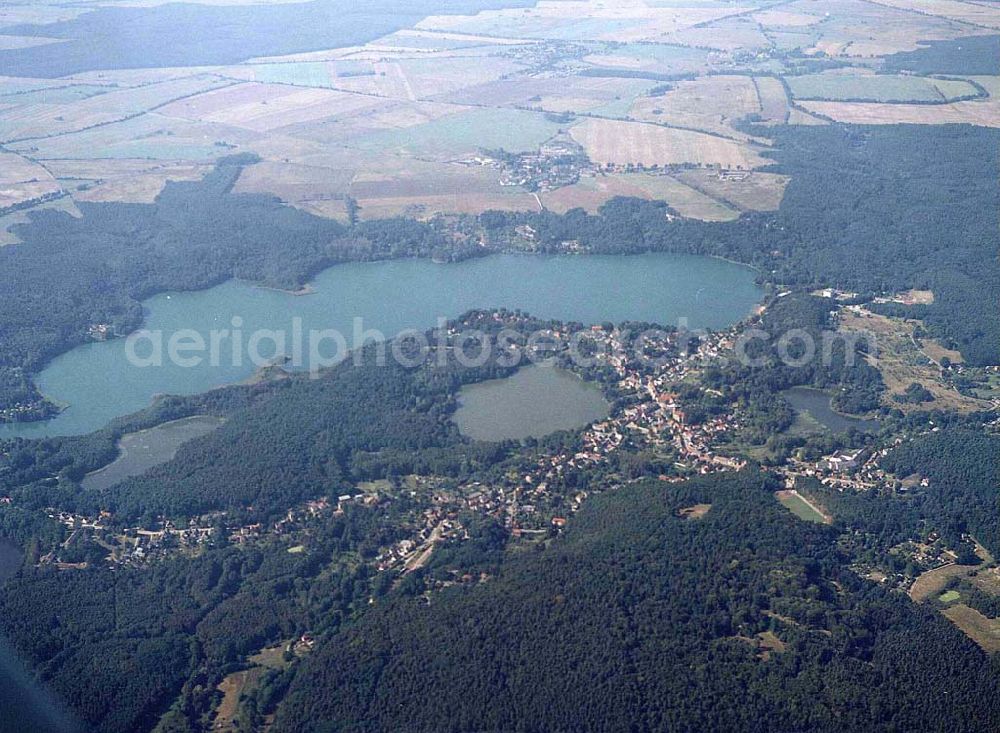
top-left (787, 74), bottom-right (979, 103)
top-left (939, 590), bottom-right (961, 604)
top-left (346, 107), bottom-right (564, 157)
top-left (776, 491), bottom-right (829, 524)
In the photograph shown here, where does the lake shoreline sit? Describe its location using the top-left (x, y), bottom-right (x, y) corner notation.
top-left (6, 252), bottom-right (762, 439)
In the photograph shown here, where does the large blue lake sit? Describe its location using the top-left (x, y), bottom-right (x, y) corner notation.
top-left (1, 253), bottom-right (762, 438)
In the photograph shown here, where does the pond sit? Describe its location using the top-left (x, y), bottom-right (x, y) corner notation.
top-left (2, 252), bottom-right (761, 438)
top-left (453, 363), bottom-right (610, 441)
top-left (80, 415), bottom-right (225, 491)
top-left (782, 386), bottom-right (880, 434)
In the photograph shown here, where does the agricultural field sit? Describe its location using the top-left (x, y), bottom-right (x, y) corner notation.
top-left (972, 567), bottom-right (1000, 597)
top-left (942, 605), bottom-right (1000, 653)
top-left (787, 73), bottom-right (980, 102)
top-left (8, 111), bottom-right (254, 160)
top-left (0, 151), bottom-right (61, 211)
top-left (677, 504), bottom-right (712, 520)
top-left (347, 159), bottom-right (540, 219)
top-left (570, 117), bottom-right (767, 169)
top-left (581, 42), bottom-right (711, 75)
top-left (797, 97), bottom-right (1000, 127)
top-left (866, 0), bottom-right (1000, 29)
top-left (444, 75), bottom-right (656, 116)
top-left (753, 76), bottom-right (790, 123)
top-left (0, 74), bottom-right (232, 141)
top-left (0, 0), bottom-right (997, 231)
top-left (159, 82), bottom-right (383, 133)
top-left (775, 490), bottom-right (832, 524)
top-left (345, 107), bottom-right (565, 159)
top-left (629, 75), bottom-right (763, 139)
top-left (838, 308), bottom-right (992, 413)
top-left (673, 169), bottom-right (790, 212)
top-left (69, 162), bottom-right (211, 203)
top-left (909, 563), bottom-right (974, 601)
top-left (664, 14), bottom-right (773, 51)
top-left (783, 0), bottom-right (983, 56)
top-left (415, 1), bottom-right (747, 43)
top-left (540, 172), bottom-right (739, 221)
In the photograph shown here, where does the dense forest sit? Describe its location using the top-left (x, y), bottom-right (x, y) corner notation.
top-left (0, 501), bottom-right (413, 733)
top-left (271, 471), bottom-right (1000, 733)
top-left (882, 35), bottom-right (1000, 76)
top-left (0, 0), bottom-right (534, 77)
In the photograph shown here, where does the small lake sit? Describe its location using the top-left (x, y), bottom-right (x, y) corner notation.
top-left (80, 415), bottom-right (225, 491)
top-left (0, 538), bottom-right (23, 583)
top-left (2, 253), bottom-right (761, 438)
top-left (453, 363), bottom-right (610, 441)
top-left (782, 386), bottom-right (880, 434)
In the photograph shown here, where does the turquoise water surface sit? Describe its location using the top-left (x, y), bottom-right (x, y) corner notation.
top-left (2, 253), bottom-right (761, 438)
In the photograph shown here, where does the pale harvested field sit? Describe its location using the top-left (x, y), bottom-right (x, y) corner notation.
top-left (972, 567), bottom-right (1000, 596)
top-left (0, 151), bottom-right (61, 209)
top-left (278, 100), bottom-right (466, 146)
top-left (921, 340), bottom-right (965, 365)
top-left (62, 65), bottom-right (229, 85)
top-left (677, 503), bottom-right (712, 520)
top-left (754, 77), bottom-right (789, 122)
top-left (541, 172), bottom-right (739, 221)
top-left (351, 161), bottom-right (539, 218)
top-left (570, 118), bottom-right (767, 169)
top-left (674, 169), bottom-right (790, 212)
top-left (11, 110), bottom-right (258, 161)
top-left (397, 56), bottom-right (524, 100)
top-left (393, 29), bottom-right (535, 45)
top-left (234, 159), bottom-right (355, 202)
top-left (664, 17), bottom-right (772, 51)
top-left (415, 2), bottom-right (743, 42)
top-left (43, 158), bottom-right (189, 179)
top-left (910, 563), bottom-right (974, 601)
top-left (799, 98), bottom-right (1000, 127)
top-left (160, 82), bottom-right (383, 133)
top-left (357, 192), bottom-right (539, 219)
top-left (630, 76), bottom-right (762, 139)
top-left (213, 667), bottom-right (265, 733)
top-left (72, 163), bottom-right (210, 203)
top-left (753, 9), bottom-right (825, 27)
top-left (0, 151), bottom-right (55, 185)
top-left (794, 0), bottom-right (986, 56)
top-left (241, 152), bottom-right (540, 220)
top-left (943, 605), bottom-right (1000, 652)
top-left (787, 107), bottom-right (829, 125)
top-left (599, 8), bottom-right (751, 42)
top-left (866, 0), bottom-right (1000, 29)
